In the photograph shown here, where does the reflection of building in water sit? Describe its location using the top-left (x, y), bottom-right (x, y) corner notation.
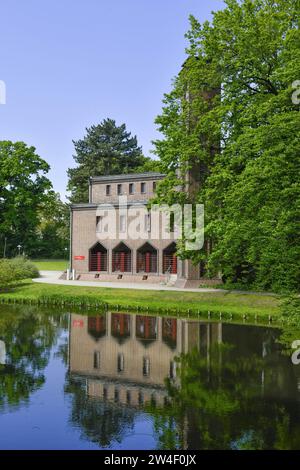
top-left (88, 316), bottom-right (106, 340)
top-left (69, 312), bottom-right (222, 407)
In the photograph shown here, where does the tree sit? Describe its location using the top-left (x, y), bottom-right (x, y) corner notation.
top-left (150, 338), bottom-right (300, 450)
top-left (36, 192), bottom-right (70, 259)
top-left (204, 0), bottom-right (300, 292)
top-left (0, 306), bottom-right (61, 412)
top-left (0, 141), bottom-right (54, 257)
top-left (65, 376), bottom-right (137, 448)
top-left (153, 0), bottom-right (300, 292)
top-left (67, 118), bottom-right (149, 203)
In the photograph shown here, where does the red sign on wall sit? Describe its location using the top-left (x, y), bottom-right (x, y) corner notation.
top-left (72, 320), bottom-right (84, 328)
top-left (74, 255), bottom-right (85, 260)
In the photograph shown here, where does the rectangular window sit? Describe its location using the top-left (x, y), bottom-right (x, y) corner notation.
top-left (141, 182), bottom-right (146, 193)
top-left (119, 214), bottom-right (126, 233)
top-left (144, 213), bottom-right (151, 232)
top-left (117, 184), bottom-right (122, 195)
top-left (169, 212), bottom-right (175, 232)
top-left (129, 183), bottom-right (134, 194)
top-left (138, 391), bottom-right (144, 405)
top-left (117, 353), bottom-right (124, 373)
top-left (153, 181), bottom-right (156, 191)
top-left (106, 184), bottom-right (111, 196)
top-left (96, 216), bottom-right (102, 233)
top-left (93, 351), bottom-right (100, 369)
top-left (169, 361), bottom-right (176, 379)
top-left (143, 357), bottom-right (150, 377)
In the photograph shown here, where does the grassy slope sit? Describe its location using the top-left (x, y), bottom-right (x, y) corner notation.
top-left (0, 279), bottom-right (280, 318)
top-left (31, 260), bottom-right (68, 271)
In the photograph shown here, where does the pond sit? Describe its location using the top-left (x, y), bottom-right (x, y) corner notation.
top-left (0, 304), bottom-right (300, 450)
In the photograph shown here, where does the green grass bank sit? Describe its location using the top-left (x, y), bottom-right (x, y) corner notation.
top-left (31, 259), bottom-right (68, 271)
top-left (0, 279), bottom-right (280, 321)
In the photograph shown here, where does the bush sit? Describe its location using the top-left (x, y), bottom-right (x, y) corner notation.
top-left (0, 257), bottom-right (39, 288)
top-left (0, 259), bottom-right (16, 286)
top-left (9, 257), bottom-right (39, 280)
top-left (280, 295), bottom-right (300, 326)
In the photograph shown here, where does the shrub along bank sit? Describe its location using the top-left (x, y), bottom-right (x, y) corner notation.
top-left (0, 257), bottom-right (39, 287)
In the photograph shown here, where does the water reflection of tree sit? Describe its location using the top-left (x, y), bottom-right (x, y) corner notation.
top-left (0, 306), bottom-right (63, 411)
top-left (148, 345), bottom-right (300, 450)
top-left (65, 377), bottom-right (137, 448)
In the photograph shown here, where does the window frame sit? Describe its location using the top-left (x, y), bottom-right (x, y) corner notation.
top-left (129, 182), bottom-right (134, 195)
top-left (119, 214), bottom-right (126, 233)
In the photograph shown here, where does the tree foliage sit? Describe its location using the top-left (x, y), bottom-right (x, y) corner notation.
top-left (0, 141), bottom-right (52, 257)
top-left (0, 307), bottom-right (62, 411)
top-left (0, 141), bottom-right (68, 258)
top-left (150, 339), bottom-right (300, 450)
top-left (154, 0), bottom-right (300, 292)
top-left (35, 192), bottom-right (70, 259)
top-left (67, 118), bottom-right (150, 203)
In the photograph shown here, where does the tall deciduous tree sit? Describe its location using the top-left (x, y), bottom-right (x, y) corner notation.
top-left (0, 141), bottom-right (54, 257)
top-left (36, 192), bottom-right (70, 259)
top-left (154, 0), bottom-right (300, 292)
top-left (67, 118), bottom-right (149, 203)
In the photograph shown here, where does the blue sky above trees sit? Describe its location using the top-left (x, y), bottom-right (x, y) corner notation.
top-left (0, 0), bottom-right (224, 199)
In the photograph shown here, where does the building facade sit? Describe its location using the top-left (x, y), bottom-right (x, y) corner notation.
top-left (70, 171), bottom-right (210, 287)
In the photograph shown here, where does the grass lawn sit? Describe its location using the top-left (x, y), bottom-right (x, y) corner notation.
top-left (0, 279), bottom-right (280, 320)
top-left (31, 259), bottom-right (68, 271)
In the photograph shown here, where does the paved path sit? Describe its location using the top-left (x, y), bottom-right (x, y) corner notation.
top-left (33, 271), bottom-right (275, 296)
top-left (33, 271), bottom-right (223, 293)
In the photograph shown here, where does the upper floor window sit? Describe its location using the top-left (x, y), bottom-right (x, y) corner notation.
top-left (106, 184), bottom-right (111, 196)
top-left (153, 181), bottom-right (156, 191)
top-left (143, 356), bottom-right (150, 377)
top-left (169, 361), bottom-right (176, 379)
top-left (93, 351), bottom-right (100, 369)
top-left (129, 183), bottom-right (134, 194)
top-left (138, 391), bottom-right (144, 405)
top-left (169, 212), bottom-right (175, 233)
top-left (141, 182), bottom-right (146, 193)
top-left (96, 216), bottom-right (103, 233)
top-left (117, 184), bottom-right (122, 195)
top-left (117, 353), bottom-right (124, 373)
top-left (144, 213), bottom-right (151, 232)
top-left (119, 214), bottom-right (126, 233)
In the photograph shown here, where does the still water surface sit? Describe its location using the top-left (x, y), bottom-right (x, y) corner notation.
top-left (0, 305), bottom-right (300, 450)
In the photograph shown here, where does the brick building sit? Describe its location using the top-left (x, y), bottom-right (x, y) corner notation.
top-left (70, 171), bottom-right (208, 287)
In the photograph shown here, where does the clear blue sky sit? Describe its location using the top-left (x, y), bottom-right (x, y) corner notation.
top-left (0, 0), bottom-right (224, 199)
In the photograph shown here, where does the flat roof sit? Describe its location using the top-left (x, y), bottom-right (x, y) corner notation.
top-left (71, 200), bottom-right (150, 210)
top-left (90, 172), bottom-right (165, 183)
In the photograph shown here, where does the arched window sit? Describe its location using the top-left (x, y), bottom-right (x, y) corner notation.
top-left (137, 242), bottom-right (158, 273)
top-left (89, 242), bottom-right (108, 272)
top-left (163, 242), bottom-right (177, 274)
top-left (112, 242), bottom-right (132, 272)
